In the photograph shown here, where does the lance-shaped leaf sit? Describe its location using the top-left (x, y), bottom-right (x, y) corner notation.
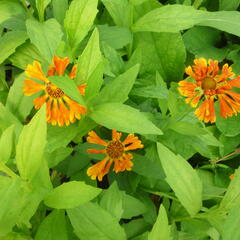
top-left (220, 167), bottom-right (240, 210)
top-left (132, 5), bottom-right (240, 37)
top-left (157, 142), bottom-right (202, 216)
top-left (49, 76), bottom-right (85, 106)
top-left (76, 28), bottom-right (102, 85)
top-left (35, 210), bottom-right (68, 240)
top-left (16, 106), bottom-right (47, 181)
top-left (44, 181), bottom-right (102, 209)
top-left (26, 18), bottom-right (63, 63)
top-left (67, 202), bottom-right (126, 240)
top-left (148, 205), bottom-right (172, 240)
top-left (0, 31), bottom-right (28, 65)
top-left (64, 0), bottom-right (98, 53)
top-left (89, 103), bottom-right (163, 135)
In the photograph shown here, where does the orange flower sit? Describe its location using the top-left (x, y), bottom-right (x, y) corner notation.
top-left (22, 56), bottom-right (86, 126)
top-left (178, 58), bottom-right (240, 123)
top-left (86, 130), bottom-right (144, 181)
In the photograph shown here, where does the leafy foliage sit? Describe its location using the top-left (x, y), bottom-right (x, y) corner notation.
top-left (1, 0), bottom-right (240, 239)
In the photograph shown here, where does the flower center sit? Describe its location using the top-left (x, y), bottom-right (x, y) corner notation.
top-left (46, 82), bottom-right (64, 98)
top-left (106, 141), bottom-right (124, 159)
top-left (201, 77), bottom-right (216, 90)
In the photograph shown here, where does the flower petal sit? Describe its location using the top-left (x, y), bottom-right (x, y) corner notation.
top-left (25, 61), bottom-right (47, 82)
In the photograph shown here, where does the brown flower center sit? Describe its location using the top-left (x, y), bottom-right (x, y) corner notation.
top-left (106, 141), bottom-right (124, 159)
top-left (46, 82), bottom-right (64, 98)
top-left (201, 77), bottom-right (216, 90)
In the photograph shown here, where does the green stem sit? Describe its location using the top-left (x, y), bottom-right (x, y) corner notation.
top-left (0, 162), bottom-right (18, 178)
top-left (141, 188), bottom-right (179, 201)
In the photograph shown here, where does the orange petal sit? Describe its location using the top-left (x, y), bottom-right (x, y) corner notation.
top-left (58, 100), bottom-right (70, 126)
top-left (87, 131), bottom-right (108, 146)
top-left (49, 99), bottom-right (59, 126)
top-left (53, 56), bottom-right (69, 76)
top-left (33, 95), bottom-right (48, 109)
top-left (219, 95), bottom-right (235, 118)
top-left (48, 65), bottom-right (56, 76)
top-left (87, 149), bottom-right (106, 154)
top-left (25, 61), bottom-right (47, 82)
top-left (113, 153), bottom-right (133, 173)
top-left (64, 96), bottom-right (87, 123)
top-left (195, 97), bottom-right (216, 123)
top-left (69, 64), bottom-right (77, 79)
top-left (228, 76), bottom-right (240, 88)
top-left (78, 84), bottom-right (86, 95)
top-left (124, 140), bottom-right (144, 151)
top-left (22, 78), bottom-right (45, 96)
top-left (112, 129), bottom-right (122, 141)
top-left (87, 157), bottom-right (112, 181)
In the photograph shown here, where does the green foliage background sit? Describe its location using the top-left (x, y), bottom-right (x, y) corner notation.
top-left (1, 0), bottom-right (240, 239)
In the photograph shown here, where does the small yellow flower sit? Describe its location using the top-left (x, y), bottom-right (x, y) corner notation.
top-left (178, 58), bottom-right (240, 123)
top-left (86, 129), bottom-right (144, 181)
top-left (22, 56), bottom-right (86, 126)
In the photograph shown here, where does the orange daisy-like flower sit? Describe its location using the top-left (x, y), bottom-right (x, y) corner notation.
top-left (86, 129), bottom-right (144, 181)
top-left (22, 56), bottom-right (87, 126)
top-left (178, 58), bottom-right (240, 123)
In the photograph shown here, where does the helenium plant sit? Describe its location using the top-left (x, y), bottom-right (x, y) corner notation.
top-left (1, 0), bottom-right (240, 239)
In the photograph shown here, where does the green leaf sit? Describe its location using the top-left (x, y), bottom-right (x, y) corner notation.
top-left (216, 107), bottom-right (240, 136)
top-left (46, 124), bottom-right (78, 152)
top-left (44, 181), bottom-right (102, 209)
top-left (0, 0), bottom-right (26, 25)
top-left (0, 177), bottom-right (24, 237)
top-left (35, 210), bottom-right (67, 240)
top-left (0, 31), bottom-right (27, 64)
top-left (122, 193), bottom-right (146, 219)
top-left (98, 25), bottom-right (132, 49)
top-left (76, 28), bottom-right (102, 84)
top-left (148, 205), bottom-right (171, 240)
top-left (0, 103), bottom-right (22, 137)
top-left (89, 103), bottom-right (163, 135)
top-left (67, 202), bottom-right (126, 240)
top-left (0, 125), bottom-right (15, 164)
top-left (36, 0), bottom-right (51, 22)
top-left (157, 142), bottom-right (202, 216)
top-left (9, 41), bottom-right (46, 70)
top-left (131, 85), bottom-right (168, 99)
top-left (16, 106), bottom-right (47, 181)
top-left (168, 122), bottom-right (209, 136)
top-left (132, 5), bottom-right (240, 37)
top-left (26, 18), bottom-right (63, 63)
top-left (219, 0), bottom-right (240, 10)
top-left (92, 64), bottom-right (139, 105)
top-left (6, 73), bottom-right (35, 122)
top-left (150, 32), bottom-right (186, 82)
top-left (183, 26), bottom-right (228, 61)
top-left (49, 76), bottom-right (85, 106)
top-left (85, 61), bottom-right (104, 101)
top-left (222, 206), bottom-right (240, 240)
top-left (220, 167), bottom-right (240, 210)
top-left (100, 182), bottom-right (123, 220)
top-left (46, 147), bottom-right (73, 168)
top-left (64, 0), bottom-right (98, 54)
top-left (101, 0), bottom-right (131, 27)
top-left (52, 0), bottom-right (68, 25)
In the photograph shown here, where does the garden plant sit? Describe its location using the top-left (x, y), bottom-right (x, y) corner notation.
top-left (1, 0), bottom-right (240, 239)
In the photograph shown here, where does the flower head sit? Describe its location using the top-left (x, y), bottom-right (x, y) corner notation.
top-left (86, 129), bottom-right (144, 181)
top-left (178, 58), bottom-right (240, 123)
top-left (22, 56), bottom-right (86, 126)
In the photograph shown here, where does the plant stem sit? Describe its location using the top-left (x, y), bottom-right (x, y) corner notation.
top-left (210, 148), bottom-right (240, 165)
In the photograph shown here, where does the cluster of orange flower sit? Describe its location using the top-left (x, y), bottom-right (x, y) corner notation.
top-left (178, 58), bottom-right (240, 123)
top-left (22, 56), bottom-right (144, 181)
top-left (22, 56), bottom-right (240, 181)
